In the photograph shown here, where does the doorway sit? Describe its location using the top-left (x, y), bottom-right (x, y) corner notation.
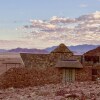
top-left (63, 69), bottom-right (75, 83)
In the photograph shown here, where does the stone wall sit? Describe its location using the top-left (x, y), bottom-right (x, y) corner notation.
top-left (0, 67), bottom-right (62, 89)
top-left (0, 66), bottom-right (95, 89)
top-left (92, 68), bottom-right (100, 81)
top-left (75, 66), bottom-right (92, 81)
top-left (20, 53), bottom-right (73, 68)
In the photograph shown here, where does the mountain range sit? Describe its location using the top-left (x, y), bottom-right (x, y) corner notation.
top-left (0, 44), bottom-right (99, 55)
top-left (45, 44), bottom-right (99, 55)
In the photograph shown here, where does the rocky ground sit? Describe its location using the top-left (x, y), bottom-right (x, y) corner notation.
top-left (0, 82), bottom-right (100, 100)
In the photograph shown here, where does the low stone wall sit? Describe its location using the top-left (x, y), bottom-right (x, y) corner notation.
top-left (0, 66), bottom-right (94, 89)
top-left (0, 67), bottom-right (62, 89)
top-left (75, 66), bottom-right (92, 81)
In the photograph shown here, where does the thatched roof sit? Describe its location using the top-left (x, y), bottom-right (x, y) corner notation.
top-left (84, 46), bottom-right (100, 56)
top-left (66, 56), bottom-right (78, 61)
top-left (55, 60), bottom-right (83, 68)
top-left (51, 43), bottom-right (73, 54)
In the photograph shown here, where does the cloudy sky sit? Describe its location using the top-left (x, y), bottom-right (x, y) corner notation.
top-left (0, 0), bottom-right (100, 49)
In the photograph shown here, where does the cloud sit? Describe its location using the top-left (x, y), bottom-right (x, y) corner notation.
top-left (24, 19), bottom-right (56, 31)
top-left (50, 16), bottom-right (76, 24)
top-left (80, 4), bottom-right (88, 8)
top-left (77, 11), bottom-right (100, 21)
top-left (14, 11), bottom-right (100, 48)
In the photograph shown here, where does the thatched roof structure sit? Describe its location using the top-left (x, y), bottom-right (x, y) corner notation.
top-left (84, 46), bottom-right (100, 56)
top-left (51, 43), bottom-right (73, 54)
top-left (66, 56), bottom-right (78, 61)
top-left (55, 60), bottom-right (83, 68)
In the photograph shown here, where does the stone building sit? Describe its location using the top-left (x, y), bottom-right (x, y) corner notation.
top-left (20, 43), bottom-right (98, 83)
top-left (84, 46), bottom-right (100, 65)
top-left (83, 46), bottom-right (100, 81)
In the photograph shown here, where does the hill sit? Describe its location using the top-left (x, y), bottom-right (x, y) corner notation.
top-left (8, 48), bottom-right (48, 54)
top-left (45, 44), bottom-right (99, 55)
top-left (0, 44), bottom-right (99, 55)
top-left (84, 46), bottom-right (100, 56)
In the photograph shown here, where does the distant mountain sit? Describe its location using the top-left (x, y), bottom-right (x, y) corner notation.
top-left (45, 46), bottom-right (57, 52)
top-left (84, 46), bottom-right (100, 56)
top-left (0, 49), bottom-right (7, 53)
top-left (0, 44), bottom-right (99, 55)
top-left (69, 45), bottom-right (99, 55)
top-left (45, 44), bottom-right (99, 55)
top-left (8, 48), bottom-right (48, 54)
